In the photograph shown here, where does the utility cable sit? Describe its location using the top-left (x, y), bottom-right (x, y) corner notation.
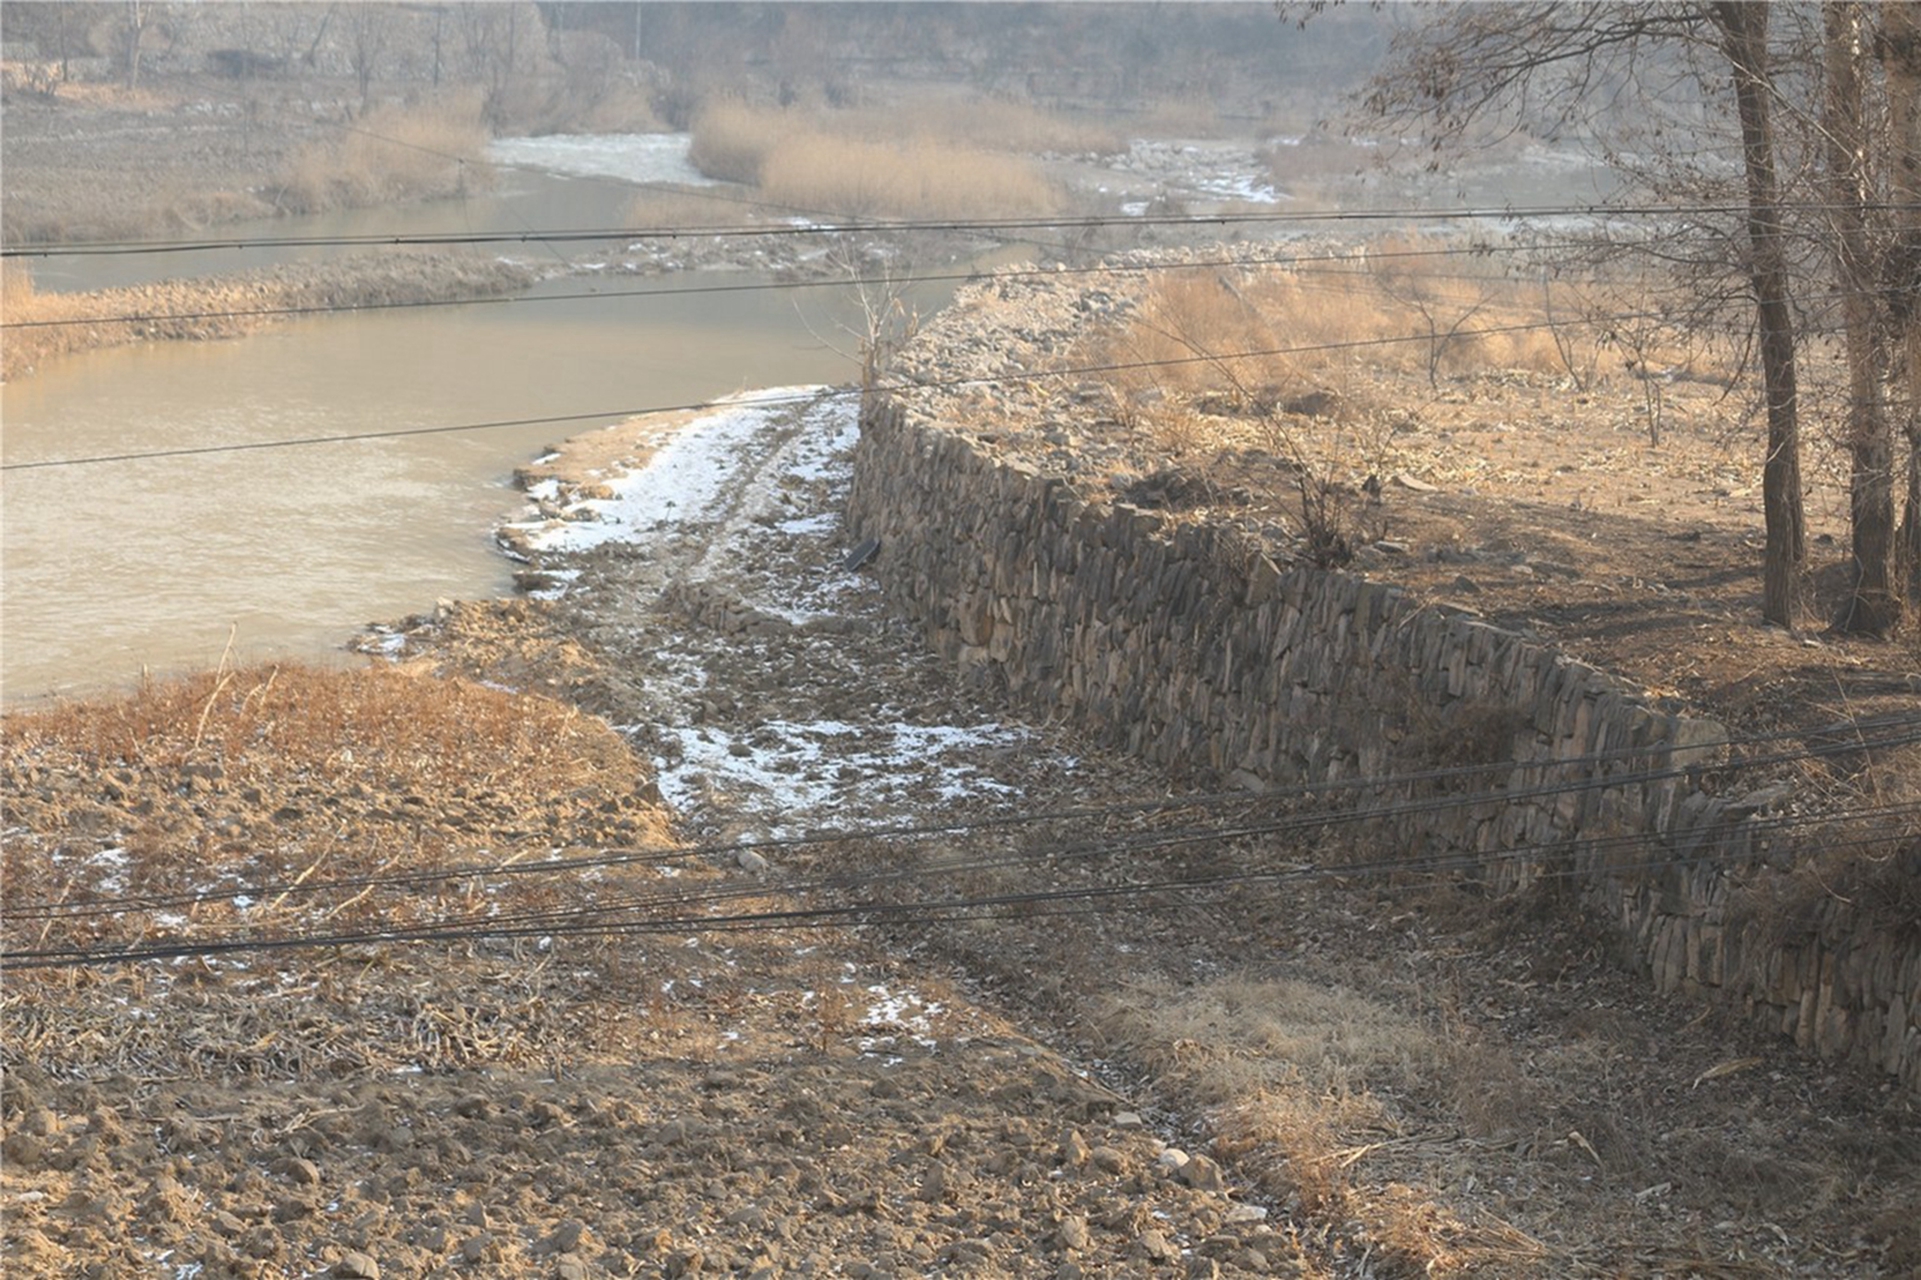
top-left (12, 198), bottom-right (1920, 260)
top-left (0, 239), bottom-right (1589, 333)
top-left (7, 794), bottom-right (1913, 970)
top-left (11, 713), bottom-right (1916, 924)
top-left (0, 288), bottom-right (1853, 473)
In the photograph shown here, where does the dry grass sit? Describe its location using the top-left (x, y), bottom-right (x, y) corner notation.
top-left (1110, 979), bottom-right (1414, 1222)
top-left (269, 93), bottom-right (491, 216)
top-left (1, 662), bottom-right (672, 962)
top-left (1082, 237), bottom-right (1725, 473)
top-left (1095, 973), bottom-right (1553, 1272)
top-left (887, 95), bottom-right (1126, 156)
top-left (688, 99), bottom-right (1068, 220)
top-left (762, 134), bottom-right (1063, 221)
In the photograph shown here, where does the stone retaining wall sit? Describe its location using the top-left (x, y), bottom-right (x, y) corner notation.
top-left (847, 394), bottom-right (1921, 1090)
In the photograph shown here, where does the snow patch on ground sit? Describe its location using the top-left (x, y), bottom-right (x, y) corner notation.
top-left (506, 388), bottom-right (827, 554)
top-left (657, 718), bottom-right (1035, 839)
top-left (507, 385), bottom-right (1077, 839)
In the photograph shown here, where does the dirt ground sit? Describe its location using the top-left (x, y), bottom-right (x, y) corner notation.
top-left (6, 66), bottom-right (1921, 1280)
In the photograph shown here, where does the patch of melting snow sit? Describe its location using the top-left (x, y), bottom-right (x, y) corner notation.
top-left (526, 567), bottom-right (582, 600)
top-left (775, 512), bottom-right (838, 536)
top-left (860, 983), bottom-right (945, 1053)
top-left (362, 629), bottom-right (407, 657)
top-left (505, 387), bottom-right (827, 554)
top-left (87, 846), bottom-right (129, 893)
top-left (654, 718), bottom-right (1038, 834)
top-left (1111, 138), bottom-right (1287, 206)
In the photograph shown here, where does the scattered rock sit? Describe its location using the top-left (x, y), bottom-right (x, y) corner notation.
top-left (334, 1250), bottom-right (380, 1279)
top-left (274, 1153), bottom-right (322, 1186)
top-left (1179, 1153), bottom-right (1227, 1192)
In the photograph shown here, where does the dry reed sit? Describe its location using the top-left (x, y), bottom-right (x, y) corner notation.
top-left (689, 99), bottom-right (1069, 219)
top-left (270, 93), bottom-right (491, 215)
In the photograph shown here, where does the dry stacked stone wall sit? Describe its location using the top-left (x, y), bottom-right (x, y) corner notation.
top-left (843, 268), bottom-right (1921, 1088)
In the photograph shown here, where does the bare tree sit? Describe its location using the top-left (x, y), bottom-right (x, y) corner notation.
top-left (1329, 2), bottom-right (1812, 626)
top-left (343, 4), bottom-right (391, 114)
top-left (1711, 1), bottom-right (1805, 625)
top-left (116, 0), bottom-right (166, 90)
top-left (1823, 1), bottom-right (1899, 634)
top-left (1369, 239), bottom-right (1497, 391)
top-left (1887, 3), bottom-right (1921, 599)
top-left (455, 2), bottom-right (529, 128)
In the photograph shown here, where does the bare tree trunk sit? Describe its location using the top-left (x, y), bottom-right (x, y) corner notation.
top-left (122, 1), bottom-right (150, 90)
top-left (1887, 2), bottom-right (1921, 600)
top-left (1825, 1), bottom-right (1899, 634)
top-left (1714, 0), bottom-right (1805, 628)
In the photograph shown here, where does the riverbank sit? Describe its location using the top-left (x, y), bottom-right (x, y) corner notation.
top-left (1, 252), bottom-right (537, 381)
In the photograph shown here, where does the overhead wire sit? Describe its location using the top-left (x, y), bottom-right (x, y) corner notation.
top-left (8, 792), bottom-right (1915, 970)
top-left (2, 282), bottom-right (1867, 474)
top-left (8, 716), bottom-right (1916, 965)
top-left (9, 197), bottom-right (1921, 260)
top-left (8, 131), bottom-right (1912, 960)
top-left (0, 239), bottom-right (1591, 334)
top-left (15, 705), bottom-right (1911, 919)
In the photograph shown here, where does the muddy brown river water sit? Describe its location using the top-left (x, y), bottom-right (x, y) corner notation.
top-left (2, 160), bottom-right (933, 703)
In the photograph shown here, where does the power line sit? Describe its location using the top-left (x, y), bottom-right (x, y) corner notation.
top-left (0, 240), bottom-right (1585, 333)
top-left (8, 790), bottom-right (1913, 971)
top-left (0, 292), bottom-right (1812, 473)
top-left (11, 714), bottom-right (1915, 929)
top-left (12, 199), bottom-right (1919, 261)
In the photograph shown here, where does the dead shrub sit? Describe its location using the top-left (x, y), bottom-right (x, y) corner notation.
top-left (687, 99), bottom-right (793, 185)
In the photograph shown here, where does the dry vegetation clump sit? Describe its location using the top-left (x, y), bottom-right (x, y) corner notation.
top-left (268, 94), bottom-right (492, 216)
top-left (1094, 238), bottom-right (1609, 420)
top-left (1094, 973), bottom-right (1554, 1274)
top-left (1080, 238), bottom-right (1723, 532)
top-left (761, 134), bottom-right (1064, 221)
top-left (688, 98), bottom-right (1069, 220)
top-left (0, 662), bottom-right (672, 965)
top-left (686, 99), bottom-right (797, 184)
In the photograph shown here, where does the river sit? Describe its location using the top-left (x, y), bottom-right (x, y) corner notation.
top-left (2, 137), bottom-right (963, 705)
